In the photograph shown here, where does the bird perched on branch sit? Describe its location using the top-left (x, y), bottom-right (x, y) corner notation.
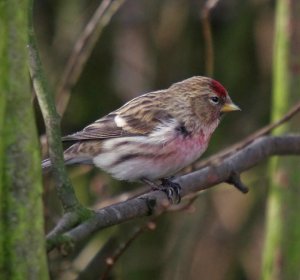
top-left (43, 76), bottom-right (240, 203)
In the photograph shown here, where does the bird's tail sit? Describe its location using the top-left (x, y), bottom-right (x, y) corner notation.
top-left (42, 158), bottom-right (52, 170)
top-left (42, 156), bottom-right (94, 173)
top-left (42, 144), bottom-right (94, 172)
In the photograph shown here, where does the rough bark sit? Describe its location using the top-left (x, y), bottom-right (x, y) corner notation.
top-left (0, 0), bottom-right (49, 278)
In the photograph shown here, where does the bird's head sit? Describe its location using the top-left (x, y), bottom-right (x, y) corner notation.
top-left (209, 78), bottom-right (241, 115)
top-left (171, 76), bottom-right (240, 125)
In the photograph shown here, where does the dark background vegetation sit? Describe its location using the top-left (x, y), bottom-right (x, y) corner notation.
top-left (25, 0), bottom-right (296, 279)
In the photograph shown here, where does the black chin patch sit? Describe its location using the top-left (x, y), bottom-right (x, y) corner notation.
top-left (219, 112), bottom-right (225, 119)
top-left (176, 124), bottom-right (191, 138)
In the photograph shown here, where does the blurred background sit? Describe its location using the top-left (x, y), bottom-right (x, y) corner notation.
top-left (35, 0), bottom-right (279, 279)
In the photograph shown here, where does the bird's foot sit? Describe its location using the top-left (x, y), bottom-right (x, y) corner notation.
top-left (160, 178), bottom-right (181, 204)
top-left (141, 178), bottom-right (181, 204)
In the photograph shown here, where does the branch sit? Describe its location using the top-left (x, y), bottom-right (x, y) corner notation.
top-left (226, 171), bottom-right (249, 193)
top-left (83, 195), bottom-right (198, 279)
top-left (100, 221), bottom-right (157, 280)
top-left (28, 2), bottom-right (81, 212)
top-left (55, 0), bottom-right (125, 116)
top-left (196, 100), bottom-right (300, 169)
top-left (201, 0), bottom-right (220, 76)
top-left (77, 237), bottom-right (118, 280)
top-left (47, 135), bottom-right (300, 251)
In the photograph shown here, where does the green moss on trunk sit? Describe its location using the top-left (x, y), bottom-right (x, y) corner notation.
top-left (0, 0), bottom-right (49, 278)
top-left (263, 1), bottom-right (300, 279)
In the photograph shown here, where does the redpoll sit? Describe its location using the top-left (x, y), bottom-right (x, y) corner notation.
top-left (43, 76), bottom-right (240, 202)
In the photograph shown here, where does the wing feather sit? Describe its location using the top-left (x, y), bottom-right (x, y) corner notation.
top-left (62, 93), bottom-right (174, 142)
top-left (62, 114), bottom-right (137, 141)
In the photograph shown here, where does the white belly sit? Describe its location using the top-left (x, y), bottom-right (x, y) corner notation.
top-left (93, 131), bottom-right (210, 181)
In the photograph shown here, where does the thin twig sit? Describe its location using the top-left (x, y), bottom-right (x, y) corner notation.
top-left (28, 1), bottom-right (81, 212)
top-left (100, 221), bottom-right (157, 280)
top-left (195, 100), bottom-right (300, 169)
top-left (201, 0), bottom-right (221, 76)
top-left (55, 0), bottom-right (125, 116)
top-left (77, 237), bottom-right (118, 280)
top-left (99, 194), bottom-right (198, 279)
top-left (93, 186), bottom-right (149, 209)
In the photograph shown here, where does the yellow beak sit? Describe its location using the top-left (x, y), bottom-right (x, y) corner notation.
top-left (221, 102), bottom-right (241, 113)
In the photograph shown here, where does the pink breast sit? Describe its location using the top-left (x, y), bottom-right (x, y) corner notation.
top-left (154, 130), bottom-right (209, 175)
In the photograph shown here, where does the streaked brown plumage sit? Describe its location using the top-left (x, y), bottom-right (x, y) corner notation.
top-left (43, 76), bottom-right (240, 201)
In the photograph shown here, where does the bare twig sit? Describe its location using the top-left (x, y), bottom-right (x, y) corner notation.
top-left (201, 0), bottom-right (221, 76)
top-left (98, 195), bottom-right (199, 279)
top-left (28, 2), bottom-right (81, 212)
top-left (93, 186), bottom-right (149, 209)
top-left (87, 194), bottom-right (199, 279)
top-left (46, 212), bottom-right (83, 241)
top-left (56, 0), bottom-right (125, 116)
top-left (77, 237), bottom-right (118, 280)
top-left (46, 135), bottom-right (300, 251)
top-left (100, 221), bottom-right (157, 280)
top-left (196, 100), bottom-right (300, 169)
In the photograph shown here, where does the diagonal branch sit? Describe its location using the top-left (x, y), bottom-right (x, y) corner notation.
top-left (55, 0), bottom-right (125, 116)
top-left (196, 100), bottom-right (300, 169)
top-left (46, 135), bottom-right (300, 251)
top-left (28, 0), bottom-right (81, 212)
top-left (201, 0), bottom-right (221, 76)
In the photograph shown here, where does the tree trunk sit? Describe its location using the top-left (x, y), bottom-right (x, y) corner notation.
top-left (262, 1), bottom-right (300, 279)
top-left (0, 0), bottom-right (49, 278)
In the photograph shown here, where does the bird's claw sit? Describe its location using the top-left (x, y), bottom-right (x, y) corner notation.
top-left (160, 178), bottom-right (181, 204)
top-left (141, 178), bottom-right (181, 204)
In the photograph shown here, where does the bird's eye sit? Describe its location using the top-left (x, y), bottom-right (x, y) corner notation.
top-left (210, 96), bottom-right (220, 104)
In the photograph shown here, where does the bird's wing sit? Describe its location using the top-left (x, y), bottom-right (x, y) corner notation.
top-left (62, 113), bottom-right (134, 141)
top-left (62, 100), bottom-right (174, 142)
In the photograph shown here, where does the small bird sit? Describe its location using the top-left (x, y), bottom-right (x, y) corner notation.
top-left (43, 76), bottom-right (240, 202)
